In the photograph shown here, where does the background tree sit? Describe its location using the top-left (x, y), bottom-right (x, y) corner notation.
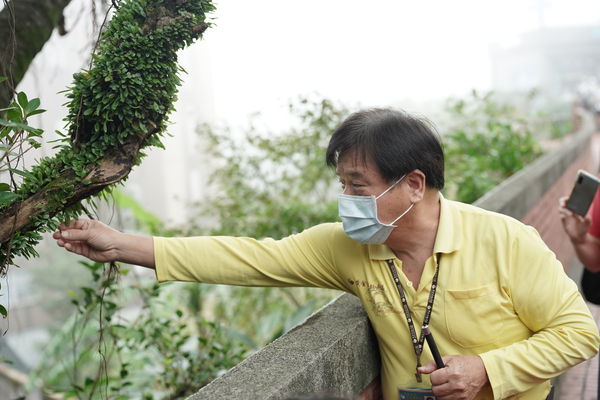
top-left (0, 0), bottom-right (79, 108)
top-left (442, 90), bottom-right (544, 203)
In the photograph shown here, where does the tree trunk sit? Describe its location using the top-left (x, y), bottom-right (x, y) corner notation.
top-left (0, 0), bottom-right (73, 108)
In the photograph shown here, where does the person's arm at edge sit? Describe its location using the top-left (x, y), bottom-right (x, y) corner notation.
top-left (559, 195), bottom-right (600, 271)
top-left (571, 233), bottom-right (600, 272)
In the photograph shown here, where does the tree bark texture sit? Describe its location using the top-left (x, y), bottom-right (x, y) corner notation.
top-left (0, 0), bottom-right (73, 108)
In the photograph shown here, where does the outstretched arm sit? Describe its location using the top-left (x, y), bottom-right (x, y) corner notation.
top-left (52, 219), bottom-right (155, 269)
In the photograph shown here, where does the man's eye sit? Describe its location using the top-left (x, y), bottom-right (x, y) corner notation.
top-left (338, 180), bottom-right (364, 191)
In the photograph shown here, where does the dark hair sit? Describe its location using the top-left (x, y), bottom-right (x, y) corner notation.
top-left (325, 108), bottom-right (444, 189)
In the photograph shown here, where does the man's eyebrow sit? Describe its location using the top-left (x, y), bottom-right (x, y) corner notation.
top-left (336, 171), bottom-right (366, 179)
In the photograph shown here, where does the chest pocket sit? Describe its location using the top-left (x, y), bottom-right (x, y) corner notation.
top-left (444, 284), bottom-right (504, 348)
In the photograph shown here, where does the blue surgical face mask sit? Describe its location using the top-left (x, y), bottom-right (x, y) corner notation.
top-left (338, 175), bottom-right (414, 244)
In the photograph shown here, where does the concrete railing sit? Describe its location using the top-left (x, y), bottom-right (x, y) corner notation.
top-left (189, 112), bottom-right (597, 400)
top-left (188, 294), bottom-right (381, 400)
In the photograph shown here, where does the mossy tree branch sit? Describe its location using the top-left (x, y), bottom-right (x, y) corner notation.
top-left (0, 0), bottom-right (214, 269)
top-left (0, 131), bottom-right (149, 243)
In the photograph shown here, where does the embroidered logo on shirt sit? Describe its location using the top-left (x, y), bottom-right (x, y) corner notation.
top-left (348, 279), bottom-right (384, 290)
top-left (348, 279), bottom-right (401, 315)
top-left (368, 286), bottom-right (402, 315)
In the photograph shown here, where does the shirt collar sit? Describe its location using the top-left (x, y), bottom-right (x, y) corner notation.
top-left (368, 192), bottom-right (462, 260)
top-left (433, 193), bottom-right (462, 254)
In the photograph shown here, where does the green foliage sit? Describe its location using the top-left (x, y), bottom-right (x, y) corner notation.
top-left (66, 0), bottom-right (213, 153)
top-left (0, 90), bottom-right (45, 207)
top-left (550, 119), bottom-right (572, 139)
top-left (207, 285), bottom-right (332, 348)
top-left (31, 262), bottom-right (245, 399)
top-left (442, 90), bottom-right (544, 203)
top-left (0, 0), bottom-right (215, 270)
top-left (184, 96), bottom-right (347, 239)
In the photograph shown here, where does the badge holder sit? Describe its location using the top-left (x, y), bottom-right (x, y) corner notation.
top-left (398, 386), bottom-right (436, 400)
top-left (398, 327), bottom-right (443, 400)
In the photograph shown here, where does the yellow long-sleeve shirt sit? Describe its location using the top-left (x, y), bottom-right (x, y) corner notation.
top-left (154, 196), bottom-right (600, 400)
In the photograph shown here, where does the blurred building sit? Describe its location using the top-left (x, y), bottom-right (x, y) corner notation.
top-left (490, 25), bottom-right (600, 100)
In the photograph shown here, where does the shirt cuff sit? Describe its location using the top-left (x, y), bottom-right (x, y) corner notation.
top-left (153, 236), bottom-right (171, 282)
top-left (479, 350), bottom-right (504, 400)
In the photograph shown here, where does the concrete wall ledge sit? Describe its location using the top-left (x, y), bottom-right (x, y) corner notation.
top-left (188, 293), bottom-right (380, 400)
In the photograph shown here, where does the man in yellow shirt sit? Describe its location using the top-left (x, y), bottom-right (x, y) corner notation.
top-left (54, 108), bottom-right (599, 400)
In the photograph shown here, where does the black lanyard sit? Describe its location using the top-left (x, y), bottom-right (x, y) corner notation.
top-left (385, 253), bottom-right (442, 383)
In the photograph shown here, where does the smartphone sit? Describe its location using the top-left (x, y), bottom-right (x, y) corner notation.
top-left (566, 170), bottom-right (600, 216)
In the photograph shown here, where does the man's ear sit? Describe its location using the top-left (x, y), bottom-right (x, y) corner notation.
top-left (405, 170), bottom-right (426, 203)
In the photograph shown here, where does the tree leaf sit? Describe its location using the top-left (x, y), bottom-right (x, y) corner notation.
top-left (6, 107), bottom-right (21, 122)
top-left (0, 183), bottom-right (10, 191)
top-left (27, 109), bottom-right (46, 117)
top-left (0, 118), bottom-right (40, 133)
top-left (26, 98), bottom-right (41, 114)
top-left (0, 192), bottom-right (19, 206)
top-left (8, 167), bottom-right (35, 180)
top-left (16, 92), bottom-right (28, 109)
top-left (0, 304), bottom-right (7, 318)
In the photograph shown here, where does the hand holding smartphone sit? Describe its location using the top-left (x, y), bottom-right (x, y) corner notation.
top-left (566, 170), bottom-right (600, 216)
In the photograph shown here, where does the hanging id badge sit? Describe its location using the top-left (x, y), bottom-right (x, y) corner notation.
top-left (398, 386), bottom-right (436, 400)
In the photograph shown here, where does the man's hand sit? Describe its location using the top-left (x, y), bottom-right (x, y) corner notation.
top-left (559, 196), bottom-right (591, 244)
top-left (418, 355), bottom-right (488, 400)
top-left (53, 219), bottom-right (155, 268)
top-left (53, 219), bottom-right (121, 262)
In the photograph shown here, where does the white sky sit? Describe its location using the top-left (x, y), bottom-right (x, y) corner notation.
top-left (7, 0), bottom-right (600, 129)
top-left (185, 0), bottom-right (600, 126)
